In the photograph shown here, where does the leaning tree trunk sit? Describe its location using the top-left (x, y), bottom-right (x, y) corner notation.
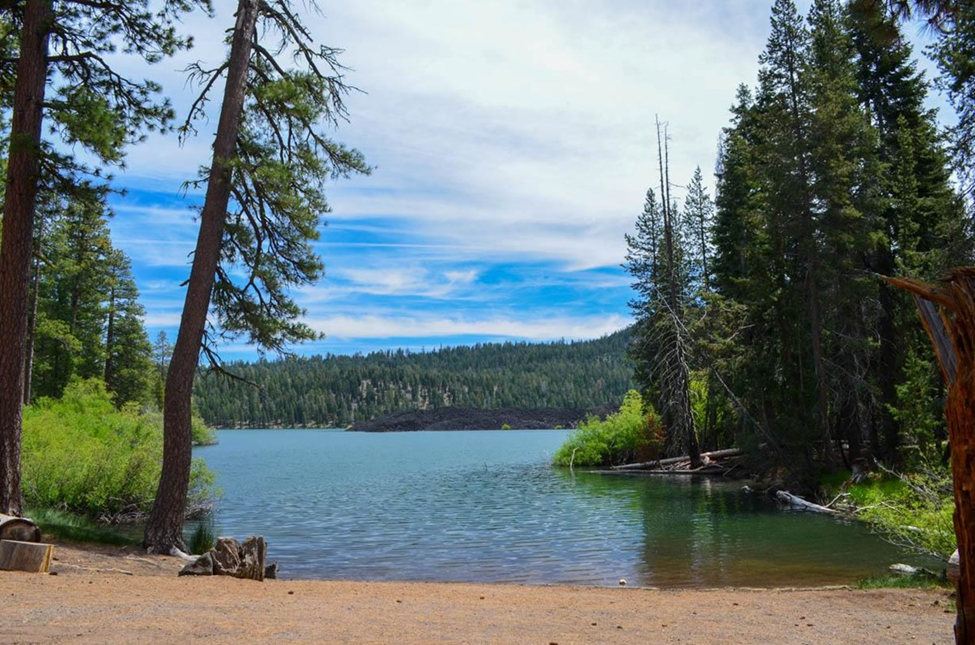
top-left (885, 269), bottom-right (975, 645)
top-left (0, 0), bottom-right (52, 516)
top-left (142, 0), bottom-right (259, 553)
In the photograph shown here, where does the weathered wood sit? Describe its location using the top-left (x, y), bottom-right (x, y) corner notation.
top-left (914, 296), bottom-right (957, 384)
top-left (613, 448), bottom-right (744, 470)
top-left (884, 268), bottom-right (975, 645)
top-left (0, 513), bottom-right (40, 542)
top-left (775, 490), bottom-right (845, 516)
top-left (0, 539), bottom-right (53, 573)
top-left (950, 550), bottom-right (961, 585)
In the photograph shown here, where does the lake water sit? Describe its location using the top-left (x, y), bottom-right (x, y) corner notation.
top-left (194, 429), bottom-right (934, 587)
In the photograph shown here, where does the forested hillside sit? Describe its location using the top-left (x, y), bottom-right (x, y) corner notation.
top-left (192, 330), bottom-right (632, 427)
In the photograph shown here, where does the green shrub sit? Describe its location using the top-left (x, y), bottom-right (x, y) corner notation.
top-left (553, 390), bottom-right (662, 467)
top-left (22, 378), bottom-right (215, 522)
top-left (841, 471), bottom-right (955, 562)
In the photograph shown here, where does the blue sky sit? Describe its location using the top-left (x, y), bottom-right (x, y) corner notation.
top-left (100, 0), bottom-right (940, 358)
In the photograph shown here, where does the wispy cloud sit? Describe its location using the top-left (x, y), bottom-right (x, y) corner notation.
top-left (306, 313), bottom-right (629, 343)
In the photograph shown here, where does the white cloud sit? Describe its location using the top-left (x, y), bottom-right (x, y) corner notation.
top-left (307, 313), bottom-right (629, 342)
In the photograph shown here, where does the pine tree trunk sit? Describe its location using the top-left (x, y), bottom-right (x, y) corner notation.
top-left (884, 270), bottom-right (975, 645)
top-left (23, 244), bottom-right (41, 406)
top-left (143, 0), bottom-right (259, 553)
top-left (0, 0), bottom-right (51, 515)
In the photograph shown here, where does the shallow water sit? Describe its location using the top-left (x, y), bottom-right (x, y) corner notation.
top-left (193, 429), bottom-right (935, 586)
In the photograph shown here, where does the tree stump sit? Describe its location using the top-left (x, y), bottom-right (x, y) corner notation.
top-left (0, 514), bottom-right (40, 543)
top-left (885, 269), bottom-right (975, 645)
top-left (0, 539), bottom-right (53, 573)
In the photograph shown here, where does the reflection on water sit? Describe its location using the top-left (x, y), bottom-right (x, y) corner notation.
top-left (194, 429), bottom-right (935, 586)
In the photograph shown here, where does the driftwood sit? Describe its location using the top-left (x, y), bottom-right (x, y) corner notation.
top-left (613, 448), bottom-right (744, 471)
top-left (55, 562), bottom-right (134, 576)
top-left (0, 513), bottom-right (40, 542)
top-left (775, 491), bottom-right (845, 516)
top-left (0, 539), bottom-right (54, 573)
top-left (179, 536), bottom-right (270, 581)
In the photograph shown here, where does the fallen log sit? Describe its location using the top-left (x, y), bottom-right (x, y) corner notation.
top-left (0, 514), bottom-right (41, 543)
top-left (775, 490), bottom-right (844, 516)
top-left (0, 539), bottom-right (54, 573)
top-left (613, 448), bottom-right (744, 470)
top-left (597, 465), bottom-right (737, 476)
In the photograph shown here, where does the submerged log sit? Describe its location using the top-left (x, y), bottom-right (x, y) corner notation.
top-left (613, 448), bottom-right (744, 470)
top-left (0, 513), bottom-right (40, 542)
top-left (775, 491), bottom-right (844, 516)
top-left (0, 539), bottom-right (53, 573)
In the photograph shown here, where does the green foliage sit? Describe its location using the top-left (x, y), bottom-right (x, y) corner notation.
top-left (845, 472), bottom-right (955, 561)
top-left (553, 391), bottom-right (662, 467)
top-left (191, 415), bottom-right (218, 446)
top-left (890, 349), bottom-right (945, 460)
top-left (500, 423), bottom-right (511, 430)
top-left (194, 331), bottom-right (633, 427)
top-left (21, 379), bottom-right (214, 520)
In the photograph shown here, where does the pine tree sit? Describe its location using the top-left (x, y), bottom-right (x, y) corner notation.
top-left (0, 0), bottom-right (208, 514)
top-left (682, 167), bottom-right (714, 292)
top-left (145, 0), bottom-right (369, 553)
top-left (103, 251), bottom-right (153, 408)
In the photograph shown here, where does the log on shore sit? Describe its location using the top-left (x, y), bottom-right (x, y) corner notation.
top-left (0, 539), bottom-right (54, 573)
top-left (612, 448), bottom-right (744, 471)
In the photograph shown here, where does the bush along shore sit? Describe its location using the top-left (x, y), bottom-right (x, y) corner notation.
top-left (22, 379), bottom-right (216, 527)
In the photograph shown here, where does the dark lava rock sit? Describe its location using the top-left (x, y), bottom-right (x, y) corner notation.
top-left (348, 406), bottom-right (616, 433)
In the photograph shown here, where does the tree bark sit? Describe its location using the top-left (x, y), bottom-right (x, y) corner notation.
top-left (884, 269), bottom-right (975, 645)
top-left (0, 0), bottom-right (51, 516)
top-left (143, 0), bottom-right (259, 553)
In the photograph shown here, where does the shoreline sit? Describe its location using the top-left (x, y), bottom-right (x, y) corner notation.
top-left (0, 539), bottom-right (954, 643)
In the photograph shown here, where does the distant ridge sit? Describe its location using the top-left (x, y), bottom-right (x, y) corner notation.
top-left (193, 329), bottom-right (633, 428)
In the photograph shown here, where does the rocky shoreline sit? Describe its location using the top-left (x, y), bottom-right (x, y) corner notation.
top-left (348, 405), bottom-right (616, 432)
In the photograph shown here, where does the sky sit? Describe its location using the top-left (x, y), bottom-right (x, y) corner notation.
top-left (100, 0), bottom-right (941, 359)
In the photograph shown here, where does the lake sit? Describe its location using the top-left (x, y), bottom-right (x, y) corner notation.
top-left (194, 429), bottom-right (935, 587)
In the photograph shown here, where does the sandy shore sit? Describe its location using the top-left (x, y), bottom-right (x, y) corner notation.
top-left (0, 540), bottom-right (955, 644)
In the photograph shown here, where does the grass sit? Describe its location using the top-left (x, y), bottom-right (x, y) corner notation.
top-left (188, 518), bottom-right (217, 555)
top-left (856, 573), bottom-right (951, 590)
top-left (24, 507), bottom-right (141, 547)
